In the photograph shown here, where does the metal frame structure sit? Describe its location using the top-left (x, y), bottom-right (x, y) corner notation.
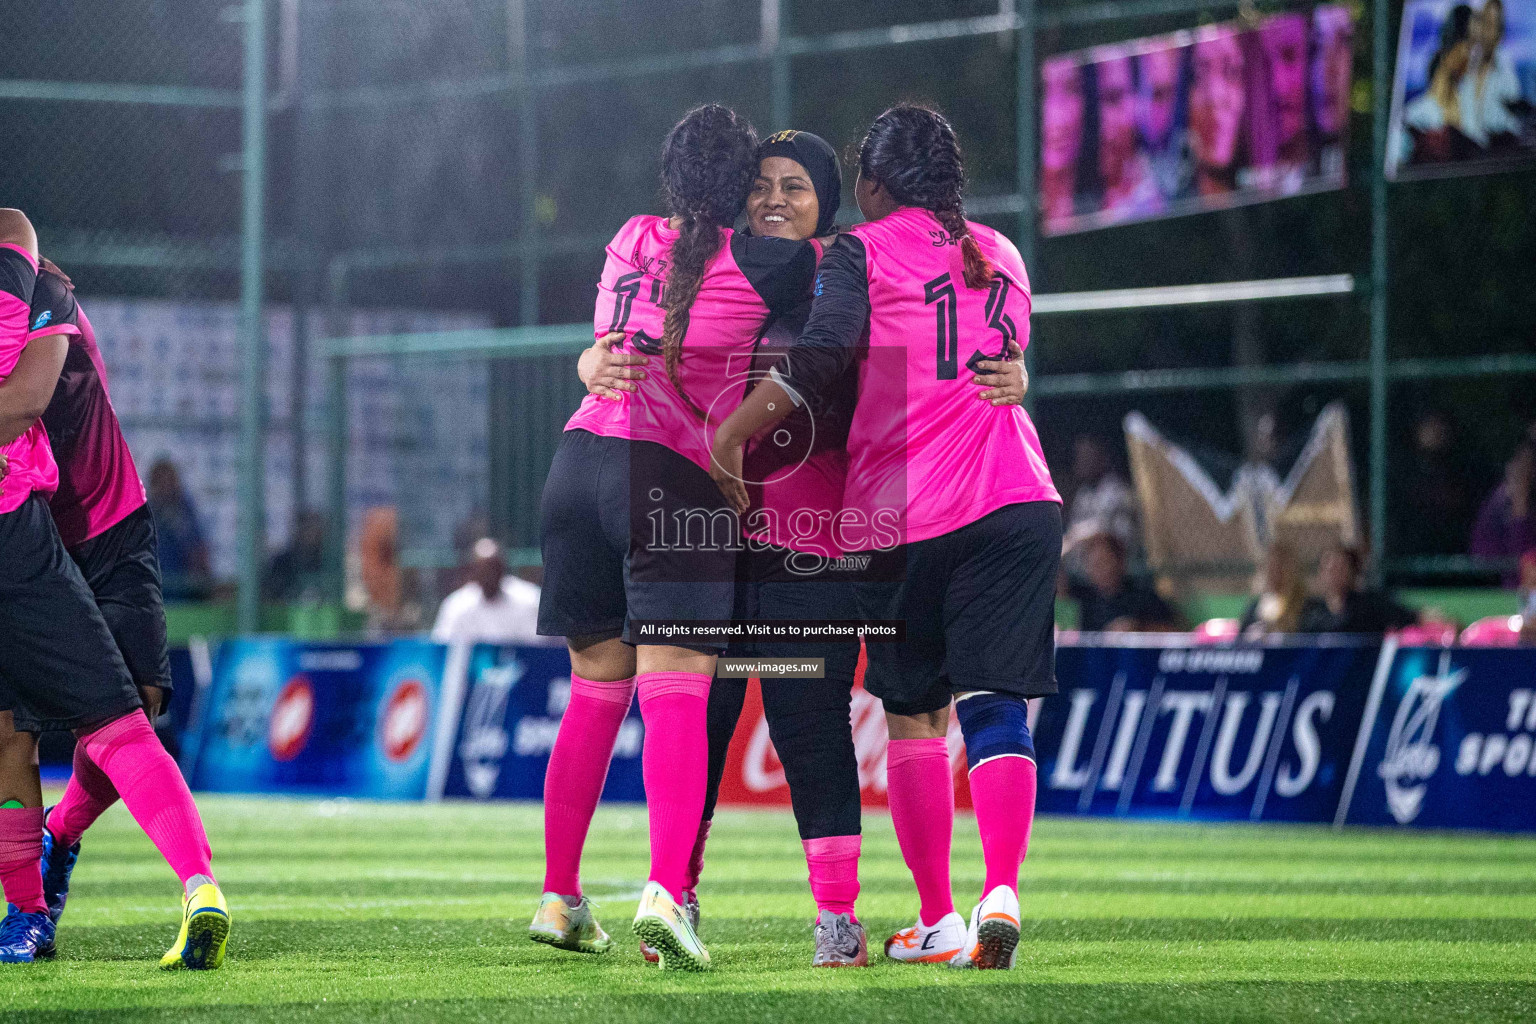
top-left (9, 0), bottom-right (1534, 631)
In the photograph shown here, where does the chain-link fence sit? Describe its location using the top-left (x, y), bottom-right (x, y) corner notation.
top-left (6, 0), bottom-right (1535, 631)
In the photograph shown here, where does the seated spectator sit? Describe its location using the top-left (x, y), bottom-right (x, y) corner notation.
top-left (1066, 531), bottom-right (1181, 632)
top-left (1239, 541), bottom-right (1307, 638)
top-left (1471, 440), bottom-right (1535, 586)
top-left (146, 458), bottom-right (213, 600)
top-left (1389, 409), bottom-right (1480, 558)
top-left (1298, 544), bottom-right (1419, 634)
top-left (357, 506), bottom-right (422, 634)
top-left (431, 538), bottom-right (543, 646)
top-left (264, 508), bottom-right (325, 602)
top-left (1062, 435), bottom-right (1141, 559)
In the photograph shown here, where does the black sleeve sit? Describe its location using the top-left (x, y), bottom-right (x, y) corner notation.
top-left (0, 248), bottom-right (36, 307)
top-left (1138, 588), bottom-right (1180, 627)
top-left (28, 267), bottom-right (77, 333)
top-left (1296, 598), bottom-right (1332, 633)
top-left (1386, 599), bottom-right (1419, 631)
top-left (770, 234), bottom-right (870, 403)
top-left (1066, 578), bottom-right (1094, 604)
top-left (1369, 591), bottom-right (1420, 632)
top-left (730, 234), bottom-right (820, 314)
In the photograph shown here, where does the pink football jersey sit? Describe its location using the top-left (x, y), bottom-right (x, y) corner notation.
top-left (0, 243), bottom-right (58, 514)
top-left (565, 215), bottom-right (819, 472)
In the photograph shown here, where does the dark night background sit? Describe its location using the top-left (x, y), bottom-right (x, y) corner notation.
top-left (3, 0), bottom-right (1532, 566)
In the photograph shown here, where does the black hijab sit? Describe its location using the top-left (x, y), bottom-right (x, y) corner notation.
top-left (757, 129), bottom-right (842, 235)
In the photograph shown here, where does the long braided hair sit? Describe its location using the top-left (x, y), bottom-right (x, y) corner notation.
top-left (858, 104), bottom-right (994, 289)
top-left (658, 104), bottom-right (759, 418)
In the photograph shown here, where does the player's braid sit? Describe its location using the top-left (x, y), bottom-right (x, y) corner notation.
top-left (660, 213), bottom-right (719, 420)
top-left (658, 104), bottom-right (760, 421)
top-left (859, 104), bottom-right (994, 289)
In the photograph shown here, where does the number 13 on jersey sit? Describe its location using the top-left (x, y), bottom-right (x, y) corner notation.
top-left (923, 271), bottom-right (1019, 381)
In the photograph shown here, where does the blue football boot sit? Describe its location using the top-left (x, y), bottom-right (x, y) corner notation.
top-left (0, 906), bottom-right (57, 963)
top-left (39, 817), bottom-right (80, 925)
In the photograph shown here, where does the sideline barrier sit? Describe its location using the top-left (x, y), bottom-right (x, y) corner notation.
top-left (187, 638), bottom-right (445, 799)
top-left (1035, 641), bottom-right (1383, 823)
top-left (434, 643), bottom-right (645, 803)
top-left (184, 637), bottom-right (1536, 829)
top-left (1342, 646), bottom-right (1536, 830)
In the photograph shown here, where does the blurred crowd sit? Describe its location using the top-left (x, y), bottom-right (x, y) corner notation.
top-left (142, 410), bottom-right (1536, 647)
top-left (1058, 415), bottom-right (1536, 645)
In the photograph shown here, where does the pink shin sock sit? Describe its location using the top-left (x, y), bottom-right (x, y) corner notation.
top-left (638, 672), bottom-right (711, 903)
top-left (970, 755), bottom-right (1038, 895)
top-left (886, 737), bottom-right (955, 925)
top-left (542, 674), bottom-right (636, 896)
top-left (0, 807), bottom-right (46, 914)
top-left (684, 817), bottom-right (712, 895)
top-left (47, 740), bottom-right (122, 849)
top-left (77, 711), bottom-right (213, 887)
top-left (803, 834), bottom-right (861, 918)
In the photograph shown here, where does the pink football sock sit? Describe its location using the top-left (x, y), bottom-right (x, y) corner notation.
top-left (803, 834), bottom-right (861, 918)
top-left (683, 817), bottom-right (712, 895)
top-left (0, 807), bottom-right (46, 914)
top-left (76, 711), bottom-right (213, 887)
top-left (886, 736), bottom-right (955, 925)
top-left (47, 740), bottom-right (122, 849)
top-left (970, 754), bottom-right (1038, 896)
top-left (637, 671), bottom-right (711, 903)
top-left (542, 674), bottom-right (636, 896)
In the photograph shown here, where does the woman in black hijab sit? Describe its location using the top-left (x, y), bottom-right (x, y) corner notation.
top-left (576, 128), bottom-right (1026, 969)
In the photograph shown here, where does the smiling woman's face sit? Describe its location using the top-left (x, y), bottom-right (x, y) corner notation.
top-left (747, 156), bottom-right (820, 240)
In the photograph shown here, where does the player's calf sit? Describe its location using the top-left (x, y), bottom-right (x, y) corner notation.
top-left (951, 691), bottom-right (1036, 970)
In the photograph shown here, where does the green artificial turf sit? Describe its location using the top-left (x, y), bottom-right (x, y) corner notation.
top-left (3, 795), bottom-right (1534, 1022)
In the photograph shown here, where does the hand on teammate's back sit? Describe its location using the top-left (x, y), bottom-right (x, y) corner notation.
top-left (968, 339), bottom-right (1028, 406)
top-left (708, 434), bottom-right (749, 515)
top-left (578, 331), bottom-right (649, 401)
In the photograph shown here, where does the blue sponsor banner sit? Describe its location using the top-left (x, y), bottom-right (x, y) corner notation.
top-left (439, 644), bottom-right (645, 802)
top-left (189, 638), bottom-right (446, 800)
top-left (1343, 646), bottom-right (1536, 831)
top-left (1036, 641), bottom-right (1381, 822)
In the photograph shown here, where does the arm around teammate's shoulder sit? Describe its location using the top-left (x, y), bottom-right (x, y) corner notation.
top-left (770, 233), bottom-right (870, 402)
top-left (0, 210), bottom-right (38, 259)
top-left (0, 333), bottom-right (67, 446)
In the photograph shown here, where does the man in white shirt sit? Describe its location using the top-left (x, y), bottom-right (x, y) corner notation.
top-left (431, 538), bottom-right (546, 646)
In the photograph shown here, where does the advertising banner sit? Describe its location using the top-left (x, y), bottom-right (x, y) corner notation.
top-left (1387, 0), bottom-right (1536, 179)
top-left (437, 644), bottom-right (645, 802)
top-left (189, 639), bottom-right (445, 800)
top-left (713, 662), bottom-right (973, 812)
top-left (183, 637), bottom-right (1536, 833)
top-left (1041, 6), bottom-right (1354, 235)
top-left (1033, 641), bottom-right (1383, 822)
top-left (1342, 645), bottom-right (1536, 830)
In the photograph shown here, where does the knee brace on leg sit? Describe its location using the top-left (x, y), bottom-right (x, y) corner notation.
top-left (954, 691), bottom-right (1034, 771)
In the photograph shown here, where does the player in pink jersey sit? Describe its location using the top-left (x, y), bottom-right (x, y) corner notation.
top-left (17, 259), bottom-right (184, 934)
top-left (710, 107), bottom-right (1063, 971)
top-left (532, 105), bottom-right (825, 972)
top-left (580, 130), bottom-right (1029, 969)
top-left (0, 214), bottom-right (228, 968)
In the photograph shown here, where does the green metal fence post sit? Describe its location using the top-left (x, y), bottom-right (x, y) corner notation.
top-left (324, 261), bottom-right (350, 606)
top-left (236, 0), bottom-right (268, 634)
top-left (765, 0), bottom-right (790, 127)
top-left (1368, 0), bottom-right (1392, 585)
top-left (515, 0), bottom-right (539, 328)
top-left (1015, 0), bottom-right (1037, 407)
